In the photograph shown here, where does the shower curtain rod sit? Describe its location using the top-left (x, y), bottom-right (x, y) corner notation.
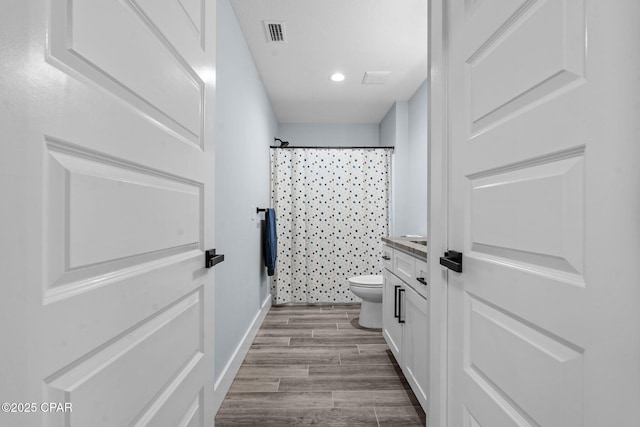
top-left (269, 146), bottom-right (394, 150)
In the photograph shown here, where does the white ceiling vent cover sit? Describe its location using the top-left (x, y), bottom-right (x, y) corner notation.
top-left (263, 21), bottom-right (287, 43)
top-left (362, 71), bottom-right (392, 85)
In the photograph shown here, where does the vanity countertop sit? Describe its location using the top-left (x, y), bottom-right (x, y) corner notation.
top-left (382, 236), bottom-right (428, 260)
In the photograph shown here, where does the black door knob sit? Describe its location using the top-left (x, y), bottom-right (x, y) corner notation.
top-left (205, 249), bottom-right (225, 268)
top-left (439, 250), bottom-right (462, 273)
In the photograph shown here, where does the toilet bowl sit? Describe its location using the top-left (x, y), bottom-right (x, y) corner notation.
top-left (348, 275), bottom-right (383, 329)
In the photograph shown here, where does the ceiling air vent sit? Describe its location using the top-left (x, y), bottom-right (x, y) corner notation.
top-left (362, 71), bottom-right (392, 85)
top-left (263, 21), bottom-right (287, 43)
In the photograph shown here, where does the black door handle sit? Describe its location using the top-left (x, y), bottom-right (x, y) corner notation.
top-left (205, 249), bottom-right (225, 268)
top-left (398, 288), bottom-right (405, 324)
top-left (440, 250), bottom-right (462, 273)
top-left (382, 255), bottom-right (391, 261)
top-left (394, 285), bottom-right (401, 319)
top-left (416, 277), bottom-right (427, 286)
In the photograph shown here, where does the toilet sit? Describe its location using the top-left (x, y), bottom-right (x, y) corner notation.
top-left (348, 275), bottom-right (383, 329)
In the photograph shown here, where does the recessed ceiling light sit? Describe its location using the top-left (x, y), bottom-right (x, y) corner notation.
top-left (330, 72), bottom-right (345, 82)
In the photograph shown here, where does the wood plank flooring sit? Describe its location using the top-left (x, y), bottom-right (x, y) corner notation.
top-left (215, 304), bottom-right (426, 426)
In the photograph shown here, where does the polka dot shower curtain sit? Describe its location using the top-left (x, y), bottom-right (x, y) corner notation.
top-left (270, 148), bottom-right (391, 304)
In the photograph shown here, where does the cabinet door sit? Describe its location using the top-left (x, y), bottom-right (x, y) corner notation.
top-left (403, 283), bottom-right (429, 411)
top-left (382, 270), bottom-right (403, 364)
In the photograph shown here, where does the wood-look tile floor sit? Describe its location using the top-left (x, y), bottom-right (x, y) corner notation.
top-left (215, 304), bottom-right (426, 426)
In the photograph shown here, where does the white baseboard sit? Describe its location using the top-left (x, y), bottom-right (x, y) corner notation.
top-left (213, 293), bottom-right (272, 413)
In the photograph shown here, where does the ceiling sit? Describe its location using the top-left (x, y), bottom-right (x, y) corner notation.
top-left (229, 0), bottom-right (428, 124)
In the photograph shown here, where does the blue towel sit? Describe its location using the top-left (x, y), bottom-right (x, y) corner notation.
top-left (264, 208), bottom-right (277, 276)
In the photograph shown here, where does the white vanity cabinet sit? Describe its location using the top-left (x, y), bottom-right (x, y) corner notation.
top-left (381, 243), bottom-right (429, 411)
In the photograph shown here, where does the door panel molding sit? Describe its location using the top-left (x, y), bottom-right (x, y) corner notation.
top-left (467, 0), bottom-right (586, 135)
top-left (468, 150), bottom-right (584, 276)
top-left (49, 0), bottom-right (204, 147)
top-left (45, 290), bottom-right (204, 426)
top-left (176, 0), bottom-right (205, 43)
top-left (465, 294), bottom-right (583, 427)
top-left (45, 137), bottom-right (203, 294)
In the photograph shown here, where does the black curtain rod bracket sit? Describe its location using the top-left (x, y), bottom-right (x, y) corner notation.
top-left (274, 137), bottom-right (289, 147)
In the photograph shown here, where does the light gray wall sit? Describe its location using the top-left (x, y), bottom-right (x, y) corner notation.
top-left (380, 102), bottom-right (408, 236)
top-left (214, 0), bottom-right (278, 381)
top-left (379, 104), bottom-right (398, 148)
top-left (381, 80), bottom-right (428, 237)
top-left (278, 123), bottom-right (380, 147)
top-left (407, 80), bottom-right (428, 237)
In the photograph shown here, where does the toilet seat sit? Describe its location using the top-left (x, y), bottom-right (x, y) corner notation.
top-left (348, 275), bottom-right (383, 287)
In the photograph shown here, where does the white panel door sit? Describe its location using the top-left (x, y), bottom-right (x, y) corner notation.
top-left (446, 1), bottom-right (640, 426)
top-left (0, 0), bottom-right (216, 426)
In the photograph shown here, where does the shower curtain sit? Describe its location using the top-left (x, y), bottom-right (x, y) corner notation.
top-left (270, 148), bottom-right (391, 304)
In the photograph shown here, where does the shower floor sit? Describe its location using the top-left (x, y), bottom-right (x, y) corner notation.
top-left (215, 304), bottom-right (426, 426)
